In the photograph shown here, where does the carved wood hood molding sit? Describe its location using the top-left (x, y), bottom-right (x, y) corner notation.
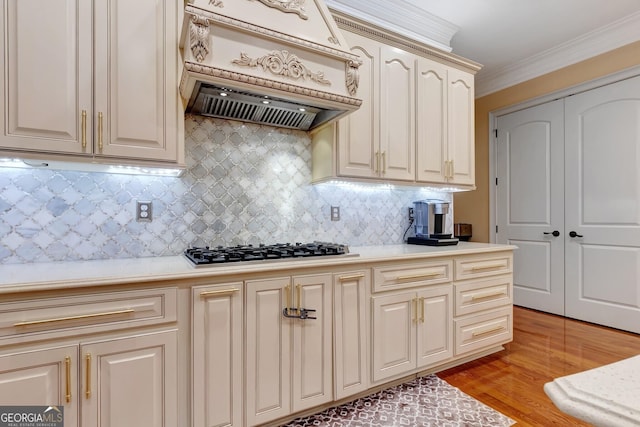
top-left (180, 0), bottom-right (362, 131)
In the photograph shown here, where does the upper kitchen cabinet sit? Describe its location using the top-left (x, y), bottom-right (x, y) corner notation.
top-left (312, 13), bottom-right (480, 189)
top-left (326, 31), bottom-right (414, 181)
top-left (0, 0), bottom-right (183, 167)
top-left (416, 61), bottom-right (476, 186)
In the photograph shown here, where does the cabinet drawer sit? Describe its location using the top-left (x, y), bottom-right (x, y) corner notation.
top-left (455, 275), bottom-right (512, 316)
top-left (373, 260), bottom-right (452, 292)
top-left (454, 252), bottom-right (512, 281)
top-left (0, 288), bottom-right (177, 342)
top-left (454, 307), bottom-right (512, 356)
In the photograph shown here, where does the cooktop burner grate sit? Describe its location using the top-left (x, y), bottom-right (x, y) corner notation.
top-left (184, 242), bottom-right (352, 266)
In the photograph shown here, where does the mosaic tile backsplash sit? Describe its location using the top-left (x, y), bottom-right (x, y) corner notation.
top-left (0, 115), bottom-right (451, 264)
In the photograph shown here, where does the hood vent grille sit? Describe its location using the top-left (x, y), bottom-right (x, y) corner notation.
top-left (190, 84), bottom-right (334, 131)
top-left (202, 96), bottom-right (313, 129)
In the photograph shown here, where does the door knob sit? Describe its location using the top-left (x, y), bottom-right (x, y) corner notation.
top-left (569, 231), bottom-right (583, 238)
top-left (544, 230), bottom-right (560, 237)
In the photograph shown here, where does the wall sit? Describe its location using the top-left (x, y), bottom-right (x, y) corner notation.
top-left (0, 115), bottom-right (449, 264)
top-left (454, 40), bottom-right (640, 243)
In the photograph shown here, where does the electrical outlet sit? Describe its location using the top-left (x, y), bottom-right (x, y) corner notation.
top-left (408, 207), bottom-right (414, 222)
top-left (136, 201), bottom-right (153, 222)
top-left (331, 206), bottom-right (340, 221)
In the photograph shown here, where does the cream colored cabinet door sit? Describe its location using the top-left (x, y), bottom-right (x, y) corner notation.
top-left (0, 345), bottom-right (79, 426)
top-left (245, 274), bottom-right (332, 426)
top-left (192, 283), bottom-right (243, 427)
top-left (379, 45), bottom-right (416, 181)
top-left (333, 271), bottom-right (369, 400)
top-left (371, 291), bottom-right (416, 382)
top-left (416, 285), bottom-right (453, 368)
top-left (291, 274), bottom-right (333, 413)
top-left (336, 31), bottom-right (379, 179)
top-left (0, 0), bottom-right (91, 154)
top-left (416, 60), bottom-right (475, 187)
top-left (245, 277), bottom-right (291, 426)
top-left (416, 58), bottom-right (448, 183)
top-left (93, 0), bottom-right (179, 161)
top-left (80, 330), bottom-right (178, 427)
top-left (447, 68), bottom-right (475, 186)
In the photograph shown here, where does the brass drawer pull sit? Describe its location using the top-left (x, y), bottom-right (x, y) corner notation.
top-left (471, 291), bottom-right (506, 301)
top-left (419, 297), bottom-right (425, 323)
top-left (65, 356), bottom-right (71, 403)
top-left (470, 263), bottom-right (505, 272)
top-left (14, 309), bottom-right (134, 327)
top-left (338, 273), bottom-right (365, 281)
top-left (472, 325), bottom-right (505, 338)
top-left (397, 272), bottom-right (441, 281)
top-left (199, 288), bottom-right (239, 298)
top-left (97, 112), bottom-right (104, 152)
top-left (85, 353), bottom-right (92, 399)
top-left (81, 110), bottom-right (87, 149)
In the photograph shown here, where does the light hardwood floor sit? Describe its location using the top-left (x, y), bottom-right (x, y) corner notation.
top-left (438, 306), bottom-right (640, 426)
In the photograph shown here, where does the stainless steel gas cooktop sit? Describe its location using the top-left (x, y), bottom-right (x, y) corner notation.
top-left (184, 242), bottom-right (354, 266)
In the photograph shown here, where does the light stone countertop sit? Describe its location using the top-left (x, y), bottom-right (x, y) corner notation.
top-left (0, 242), bottom-right (516, 294)
top-left (544, 355), bottom-right (640, 427)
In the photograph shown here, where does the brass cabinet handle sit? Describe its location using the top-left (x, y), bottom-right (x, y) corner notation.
top-left (375, 151), bottom-right (380, 174)
top-left (98, 112), bottom-right (104, 152)
top-left (382, 151), bottom-right (386, 174)
top-left (397, 272), bottom-right (441, 281)
top-left (449, 160), bottom-right (454, 179)
top-left (65, 356), bottom-right (71, 403)
top-left (85, 353), bottom-right (92, 399)
top-left (470, 263), bottom-right (505, 272)
top-left (419, 297), bottom-right (425, 323)
top-left (471, 291), bottom-right (506, 301)
top-left (200, 288), bottom-right (239, 298)
top-left (412, 297), bottom-right (418, 323)
top-left (338, 273), bottom-right (365, 281)
top-left (14, 309), bottom-right (135, 327)
top-left (472, 325), bottom-right (505, 338)
top-left (285, 284), bottom-right (291, 309)
top-left (296, 284), bottom-right (301, 313)
top-left (81, 110), bottom-right (87, 149)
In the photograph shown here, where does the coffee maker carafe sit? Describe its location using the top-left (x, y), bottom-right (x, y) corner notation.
top-left (407, 199), bottom-right (459, 246)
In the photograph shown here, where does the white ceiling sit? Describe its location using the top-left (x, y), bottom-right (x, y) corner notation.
top-left (327, 0), bottom-right (640, 96)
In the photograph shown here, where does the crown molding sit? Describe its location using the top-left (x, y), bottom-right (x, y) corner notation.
top-left (476, 10), bottom-right (640, 97)
top-left (324, 0), bottom-right (458, 52)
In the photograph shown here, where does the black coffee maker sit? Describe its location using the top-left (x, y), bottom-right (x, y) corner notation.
top-left (407, 199), bottom-right (459, 246)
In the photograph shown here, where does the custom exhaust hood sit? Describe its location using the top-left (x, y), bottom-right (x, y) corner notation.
top-left (180, 0), bottom-right (363, 131)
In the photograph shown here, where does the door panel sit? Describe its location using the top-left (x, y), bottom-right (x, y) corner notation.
top-left (379, 46), bottom-right (415, 181)
top-left (496, 99), bottom-right (565, 315)
top-left (565, 75), bottom-right (640, 333)
top-left (291, 274), bottom-right (332, 412)
top-left (81, 331), bottom-right (177, 427)
top-left (337, 32), bottom-right (378, 178)
top-left (371, 292), bottom-right (415, 382)
top-left (0, 345), bottom-right (78, 426)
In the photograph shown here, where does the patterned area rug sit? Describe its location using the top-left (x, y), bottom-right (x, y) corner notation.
top-left (283, 375), bottom-right (515, 427)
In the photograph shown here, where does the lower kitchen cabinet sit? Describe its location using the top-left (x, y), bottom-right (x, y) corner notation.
top-left (192, 283), bottom-right (243, 427)
top-left (245, 274), bottom-right (332, 426)
top-left (0, 345), bottom-right (79, 426)
top-left (371, 285), bottom-right (453, 383)
top-left (0, 287), bottom-right (178, 427)
top-left (333, 270), bottom-right (369, 400)
top-left (0, 330), bottom-right (177, 427)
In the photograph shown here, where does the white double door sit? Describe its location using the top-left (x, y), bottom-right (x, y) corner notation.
top-left (496, 75), bottom-right (640, 333)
